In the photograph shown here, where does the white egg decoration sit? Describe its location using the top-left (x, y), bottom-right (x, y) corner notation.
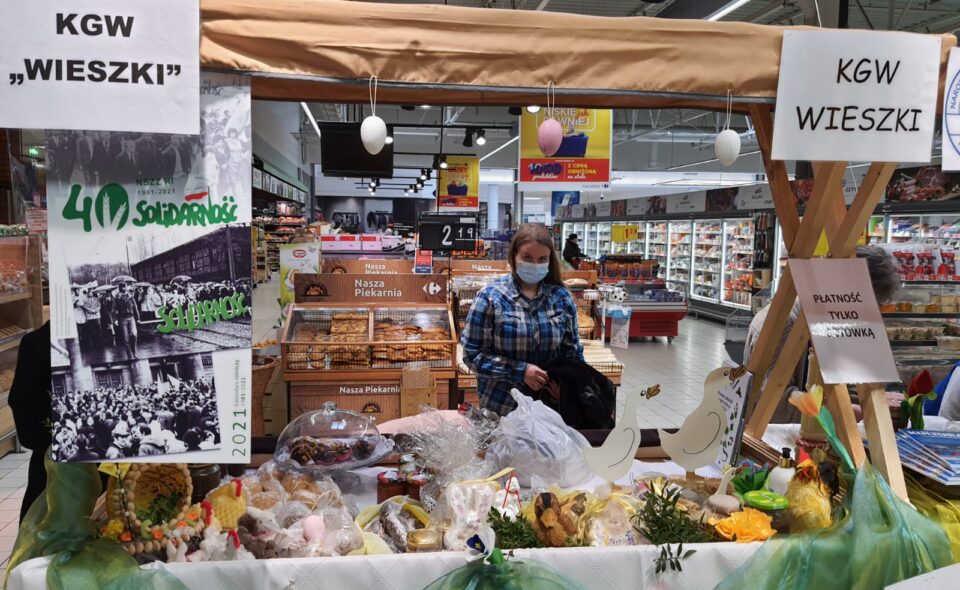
top-left (360, 115), bottom-right (388, 155)
top-left (714, 129), bottom-right (741, 166)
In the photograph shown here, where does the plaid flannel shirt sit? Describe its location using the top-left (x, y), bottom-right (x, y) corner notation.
top-left (461, 275), bottom-right (584, 415)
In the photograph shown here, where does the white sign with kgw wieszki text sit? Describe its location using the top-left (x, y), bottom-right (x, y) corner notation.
top-left (0, 0), bottom-right (199, 134)
top-left (772, 30), bottom-right (941, 163)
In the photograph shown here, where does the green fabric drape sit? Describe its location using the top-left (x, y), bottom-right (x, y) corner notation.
top-left (4, 450), bottom-right (187, 590)
top-left (714, 465), bottom-right (953, 590)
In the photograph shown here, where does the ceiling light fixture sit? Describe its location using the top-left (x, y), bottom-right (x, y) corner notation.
top-left (401, 105), bottom-right (416, 111)
top-left (384, 134), bottom-right (394, 145)
top-left (463, 128), bottom-right (474, 148)
top-left (439, 155), bottom-right (448, 169)
top-left (420, 105), bottom-right (432, 110)
top-left (705, 0), bottom-right (751, 21)
top-left (475, 129), bottom-right (487, 146)
top-left (508, 107), bottom-right (522, 116)
top-left (526, 106), bottom-right (541, 113)
top-left (420, 169), bottom-right (428, 181)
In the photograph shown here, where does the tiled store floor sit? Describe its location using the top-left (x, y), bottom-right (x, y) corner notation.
top-left (0, 450), bottom-right (30, 580)
top-left (0, 289), bottom-right (728, 573)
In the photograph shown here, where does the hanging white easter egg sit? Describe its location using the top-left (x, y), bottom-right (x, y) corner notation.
top-left (537, 118), bottom-right (563, 157)
top-left (714, 129), bottom-right (741, 166)
top-left (360, 115), bottom-right (388, 155)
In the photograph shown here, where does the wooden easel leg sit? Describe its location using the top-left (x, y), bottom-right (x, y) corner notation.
top-left (808, 352), bottom-right (867, 468)
top-left (861, 383), bottom-right (908, 500)
top-left (822, 384), bottom-right (867, 468)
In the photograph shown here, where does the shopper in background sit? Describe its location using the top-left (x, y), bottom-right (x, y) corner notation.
top-left (462, 224), bottom-right (584, 415)
top-left (743, 246), bottom-right (900, 423)
top-left (562, 233), bottom-right (583, 268)
top-left (8, 322), bottom-right (51, 523)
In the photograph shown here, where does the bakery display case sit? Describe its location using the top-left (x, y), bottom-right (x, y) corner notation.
top-left (282, 304), bottom-right (456, 373)
top-left (692, 220), bottom-right (722, 303)
top-left (282, 303), bottom-right (457, 425)
top-left (0, 234), bottom-right (43, 456)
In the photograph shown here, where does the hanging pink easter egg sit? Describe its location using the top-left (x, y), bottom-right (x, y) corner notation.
top-left (537, 118), bottom-right (563, 157)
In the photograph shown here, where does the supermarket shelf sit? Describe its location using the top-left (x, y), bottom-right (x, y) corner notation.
top-left (882, 312), bottom-right (960, 319)
top-left (890, 340), bottom-right (938, 347)
top-left (0, 330), bottom-right (27, 353)
top-left (902, 279), bottom-right (960, 285)
top-left (0, 292), bottom-right (31, 305)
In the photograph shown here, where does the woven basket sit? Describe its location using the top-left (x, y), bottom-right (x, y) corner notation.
top-left (106, 463), bottom-right (193, 529)
top-left (253, 354), bottom-right (279, 436)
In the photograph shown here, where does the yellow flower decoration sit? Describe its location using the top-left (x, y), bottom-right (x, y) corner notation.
top-left (788, 385), bottom-right (824, 418)
top-left (711, 507), bottom-right (777, 543)
top-left (99, 518), bottom-right (126, 541)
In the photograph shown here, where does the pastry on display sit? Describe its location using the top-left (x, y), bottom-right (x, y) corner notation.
top-left (372, 311), bottom-right (452, 367)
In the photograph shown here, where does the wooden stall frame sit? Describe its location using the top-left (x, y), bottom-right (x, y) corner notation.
top-left (743, 105), bottom-right (906, 499)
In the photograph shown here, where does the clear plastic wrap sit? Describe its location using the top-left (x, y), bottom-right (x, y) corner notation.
top-left (488, 390), bottom-right (593, 488)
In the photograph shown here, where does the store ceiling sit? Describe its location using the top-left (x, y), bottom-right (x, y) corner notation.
top-left (296, 1), bottom-right (955, 197)
top-left (361, 0), bottom-right (960, 33)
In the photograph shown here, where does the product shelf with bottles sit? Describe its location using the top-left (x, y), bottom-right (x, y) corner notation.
top-left (691, 220), bottom-right (722, 303)
top-left (721, 219), bottom-right (754, 310)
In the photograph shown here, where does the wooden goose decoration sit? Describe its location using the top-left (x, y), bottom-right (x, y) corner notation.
top-left (659, 367), bottom-right (728, 472)
top-left (583, 385), bottom-right (659, 483)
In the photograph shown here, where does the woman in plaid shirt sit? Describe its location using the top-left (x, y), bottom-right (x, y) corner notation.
top-left (461, 224), bottom-right (584, 415)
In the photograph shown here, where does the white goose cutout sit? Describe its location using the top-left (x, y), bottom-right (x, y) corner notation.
top-left (583, 385), bottom-right (659, 483)
top-left (658, 367), bottom-right (733, 472)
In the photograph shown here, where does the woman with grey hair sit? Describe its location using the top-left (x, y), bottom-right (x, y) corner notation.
top-left (742, 246), bottom-right (900, 423)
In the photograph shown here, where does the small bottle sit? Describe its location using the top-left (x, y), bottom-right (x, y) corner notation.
top-left (767, 447), bottom-right (796, 495)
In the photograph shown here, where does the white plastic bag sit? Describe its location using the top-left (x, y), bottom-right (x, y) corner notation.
top-left (488, 389), bottom-right (593, 488)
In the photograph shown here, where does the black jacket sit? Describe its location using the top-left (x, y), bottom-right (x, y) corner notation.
top-left (9, 322), bottom-right (51, 452)
top-left (562, 240), bottom-right (583, 262)
top-left (8, 322), bottom-right (52, 523)
top-left (521, 358), bottom-right (615, 429)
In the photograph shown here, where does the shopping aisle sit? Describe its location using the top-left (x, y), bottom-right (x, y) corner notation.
top-left (253, 274), bottom-right (281, 344)
top-left (614, 317), bottom-right (728, 429)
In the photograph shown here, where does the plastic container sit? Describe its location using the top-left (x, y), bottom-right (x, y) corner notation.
top-left (274, 401), bottom-right (394, 472)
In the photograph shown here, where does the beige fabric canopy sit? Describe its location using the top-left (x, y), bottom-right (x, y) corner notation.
top-left (200, 0), bottom-right (955, 110)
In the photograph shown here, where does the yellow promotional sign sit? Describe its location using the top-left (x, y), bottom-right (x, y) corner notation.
top-left (612, 224), bottom-right (639, 243)
top-left (519, 108), bottom-right (612, 189)
top-left (812, 228), bottom-right (868, 256)
top-left (438, 156), bottom-right (480, 212)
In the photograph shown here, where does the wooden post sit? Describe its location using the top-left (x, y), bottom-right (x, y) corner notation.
top-left (861, 383), bottom-right (908, 500)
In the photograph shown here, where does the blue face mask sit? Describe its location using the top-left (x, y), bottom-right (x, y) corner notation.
top-left (516, 260), bottom-right (549, 284)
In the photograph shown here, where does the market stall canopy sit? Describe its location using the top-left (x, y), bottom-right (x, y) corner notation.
top-left (199, 0), bottom-right (956, 111)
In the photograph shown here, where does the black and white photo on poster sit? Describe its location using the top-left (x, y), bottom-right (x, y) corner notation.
top-left (48, 72), bottom-right (253, 463)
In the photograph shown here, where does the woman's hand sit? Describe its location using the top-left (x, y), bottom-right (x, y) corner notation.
top-left (524, 364), bottom-right (549, 391)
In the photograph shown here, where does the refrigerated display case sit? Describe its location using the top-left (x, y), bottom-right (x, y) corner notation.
top-left (691, 220), bottom-right (722, 303)
top-left (629, 222), bottom-right (647, 256)
top-left (667, 221), bottom-right (692, 290)
top-left (597, 222), bottom-right (612, 258)
top-left (721, 218), bottom-right (754, 309)
top-left (584, 222), bottom-right (601, 258)
top-left (648, 221), bottom-right (668, 280)
top-left (611, 223), bottom-right (643, 255)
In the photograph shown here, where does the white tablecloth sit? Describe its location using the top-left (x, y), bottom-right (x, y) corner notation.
top-left (8, 542), bottom-right (762, 590)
